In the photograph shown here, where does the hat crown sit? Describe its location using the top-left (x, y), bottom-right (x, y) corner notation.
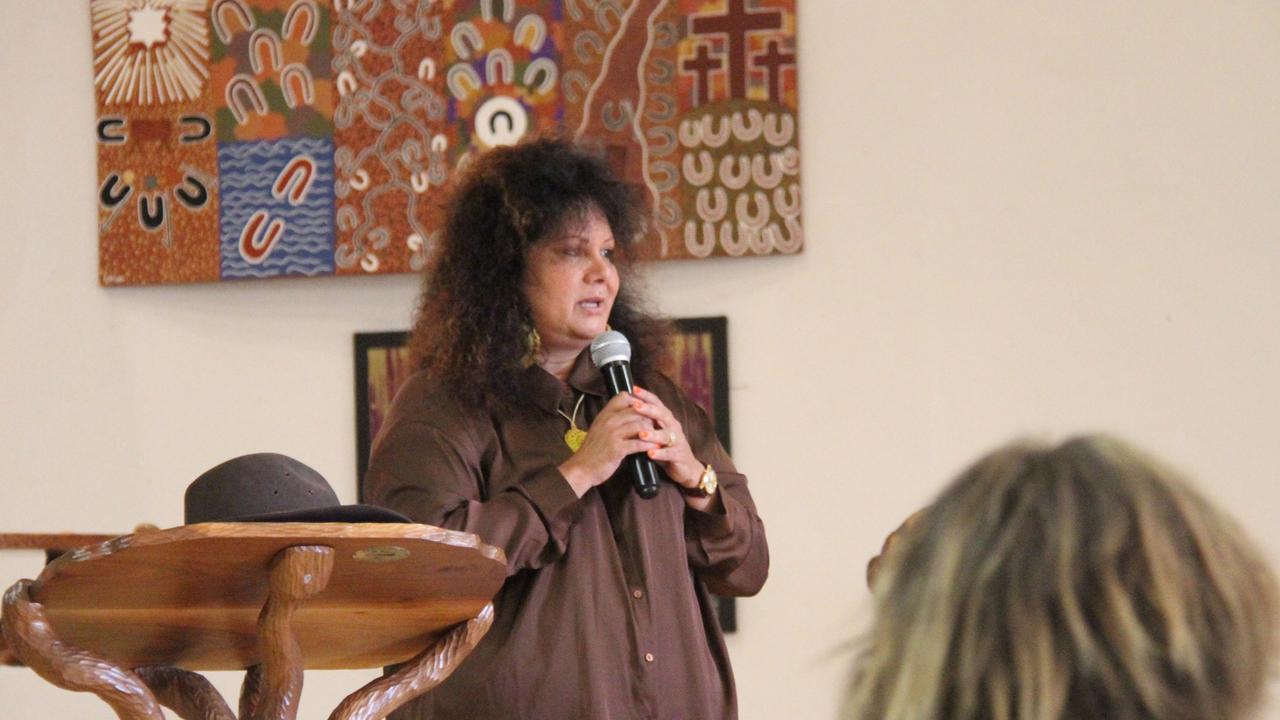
top-left (184, 453), bottom-right (341, 524)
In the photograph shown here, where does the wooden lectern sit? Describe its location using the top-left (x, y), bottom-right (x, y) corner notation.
top-left (0, 523), bottom-right (505, 719)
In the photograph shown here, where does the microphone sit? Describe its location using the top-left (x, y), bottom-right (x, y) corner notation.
top-left (590, 331), bottom-right (660, 499)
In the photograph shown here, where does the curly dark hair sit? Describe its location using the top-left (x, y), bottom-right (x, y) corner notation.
top-left (407, 136), bottom-right (669, 408)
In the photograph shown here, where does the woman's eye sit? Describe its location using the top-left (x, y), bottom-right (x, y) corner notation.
top-left (602, 248), bottom-right (615, 260)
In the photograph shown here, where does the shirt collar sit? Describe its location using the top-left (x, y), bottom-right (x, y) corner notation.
top-left (523, 349), bottom-right (607, 414)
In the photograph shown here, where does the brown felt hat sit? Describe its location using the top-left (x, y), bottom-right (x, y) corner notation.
top-left (184, 453), bottom-right (409, 524)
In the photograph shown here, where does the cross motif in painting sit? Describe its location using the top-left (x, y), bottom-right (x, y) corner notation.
top-left (92, 0), bottom-right (801, 286)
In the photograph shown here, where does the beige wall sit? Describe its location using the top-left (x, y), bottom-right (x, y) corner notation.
top-left (4, 1), bottom-right (1280, 717)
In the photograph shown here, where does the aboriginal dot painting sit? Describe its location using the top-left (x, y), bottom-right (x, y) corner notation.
top-left (93, 0), bottom-right (801, 286)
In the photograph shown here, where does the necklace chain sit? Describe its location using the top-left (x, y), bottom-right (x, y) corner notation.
top-left (557, 393), bottom-right (587, 452)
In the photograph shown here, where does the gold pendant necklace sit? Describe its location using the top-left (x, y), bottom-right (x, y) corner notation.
top-left (557, 393), bottom-right (587, 452)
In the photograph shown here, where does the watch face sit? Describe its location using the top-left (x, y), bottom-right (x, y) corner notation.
top-left (701, 467), bottom-right (718, 494)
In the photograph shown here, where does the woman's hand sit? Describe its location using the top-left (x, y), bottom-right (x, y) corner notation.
top-left (628, 386), bottom-right (716, 509)
top-left (559, 392), bottom-right (660, 498)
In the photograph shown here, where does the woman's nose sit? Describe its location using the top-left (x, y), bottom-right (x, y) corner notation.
top-left (585, 253), bottom-right (609, 280)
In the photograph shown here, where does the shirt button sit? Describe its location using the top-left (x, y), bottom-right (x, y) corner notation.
top-left (632, 589), bottom-right (644, 599)
top-left (644, 653), bottom-right (655, 663)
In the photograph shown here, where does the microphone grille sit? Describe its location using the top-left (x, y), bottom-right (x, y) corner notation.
top-left (590, 331), bottom-right (631, 367)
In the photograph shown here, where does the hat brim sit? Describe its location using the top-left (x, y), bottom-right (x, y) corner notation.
top-left (203, 503), bottom-right (411, 524)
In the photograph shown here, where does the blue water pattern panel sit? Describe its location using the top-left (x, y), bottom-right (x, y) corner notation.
top-left (218, 137), bottom-right (335, 279)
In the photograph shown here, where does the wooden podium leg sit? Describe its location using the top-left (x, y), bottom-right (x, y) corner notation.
top-left (135, 666), bottom-right (237, 720)
top-left (326, 602), bottom-right (495, 720)
top-left (1, 579), bottom-right (166, 720)
top-left (245, 545), bottom-right (335, 720)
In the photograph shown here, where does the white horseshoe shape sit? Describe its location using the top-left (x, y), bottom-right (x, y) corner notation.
top-left (648, 161), bottom-right (679, 192)
top-left (417, 58), bottom-right (436, 81)
top-left (360, 252), bottom-right (380, 272)
top-left (514, 15), bottom-right (547, 52)
top-left (678, 118), bottom-right (702, 148)
top-left (451, 22), bottom-right (483, 61)
top-left (648, 59), bottom-right (674, 85)
top-left (719, 221), bottom-right (749, 256)
top-left (735, 191), bottom-right (771, 230)
top-left (684, 221), bottom-right (716, 258)
top-left (337, 70), bottom-right (359, 97)
top-left (731, 109), bottom-right (764, 142)
top-left (773, 183), bottom-right (801, 218)
top-left (748, 225), bottom-right (771, 254)
top-left (596, 0), bottom-right (623, 33)
top-left (657, 197), bottom-right (682, 228)
top-left (481, 0), bottom-right (514, 22)
top-left (654, 21), bottom-right (678, 49)
top-left (430, 134), bottom-right (448, 152)
top-left (696, 187), bottom-right (728, 221)
top-left (447, 64), bottom-right (482, 101)
top-left (249, 29), bottom-right (284, 75)
top-left (683, 150), bottom-right (714, 186)
top-left (764, 217), bottom-right (803, 253)
top-left (647, 126), bottom-right (677, 157)
top-left (601, 100), bottom-right (633, 132)
top-left (562, 70), bottom-right (591, 103)
top-left (421, 15), bottom-right (442, 40)
top-left (407, 233), bottom-right (425, 253)
top-left (213, 0), bottom-right (254, 44)
top-left (350, 40), bottom-right (369, 58)
top-left (751, 153), bottom-right (785, 189)
top-left (574, 31), bottom-right (604, 63)
top-left (718, 155), bottom-right (751, 191)
top-left (400, 138), bottom-right (424, 166)
top-left (523, 58), bottom-right (558, 96)
top-left (280, 64), bottom-right (315, 108)
top-left (349, 168), bottom-right (371, 191)
top-left (411, 171), bottom-right (430, 194)
top-left (486, 49), bottom-right (514, 86)
top-left (336, 205), bottom-right (360, 232)
top-left (764, 112), bottom-right (796, 147)
top-left (700, 114), bottom-right (731, 148)
top-left (226, 75), bottom-right (268, 125)
top-left (646, 93), bottom-right (676, 123)
top-left (283, 0), bottom-right (319, 44)
top-left (780, 146), bottom-right (801, 175)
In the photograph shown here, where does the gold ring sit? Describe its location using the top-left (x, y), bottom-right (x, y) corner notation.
top-left (665, 431), bottom-right (676, 448)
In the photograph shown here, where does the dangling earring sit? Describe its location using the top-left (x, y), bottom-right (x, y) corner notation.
top-left (523, 327), bottom-right (543, 367)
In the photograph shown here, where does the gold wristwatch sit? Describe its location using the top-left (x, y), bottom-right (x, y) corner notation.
top-left (683, 464), bottom-right (718, 498)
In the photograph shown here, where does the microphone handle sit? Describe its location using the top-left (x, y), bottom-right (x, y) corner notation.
top-left (601, 361), bottom-right (661, 499)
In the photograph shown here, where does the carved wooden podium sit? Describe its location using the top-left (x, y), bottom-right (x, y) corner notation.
top-left (0, 523), bottom-right (505, 720)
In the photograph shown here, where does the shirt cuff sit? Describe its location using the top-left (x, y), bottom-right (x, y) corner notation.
top-left (519, 465), bottom-right (582, 520)
top-left (686, 491), bottom-right (741, 539)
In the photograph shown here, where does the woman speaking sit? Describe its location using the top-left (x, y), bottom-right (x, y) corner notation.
top-left (364, 137), bottom-right (769, 719)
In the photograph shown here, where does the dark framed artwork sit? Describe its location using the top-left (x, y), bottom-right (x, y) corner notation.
top-left (354, 316), bottom-right (735, 630)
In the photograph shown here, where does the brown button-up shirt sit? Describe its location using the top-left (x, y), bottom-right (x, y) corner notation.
top-left (365, 350), bottom-right (769, 720)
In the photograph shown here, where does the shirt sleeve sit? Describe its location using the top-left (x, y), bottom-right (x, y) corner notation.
top-left (658, 378), bottom-right (770, 598)
top-left (363, 382), bottom-right (583, 577)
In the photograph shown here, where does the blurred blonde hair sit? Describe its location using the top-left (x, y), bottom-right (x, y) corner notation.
top-left (845, 435), bottom-right (1278, 720)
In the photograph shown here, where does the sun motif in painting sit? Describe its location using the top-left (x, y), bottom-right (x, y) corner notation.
top-left (92, 0), bottom-right (210, 105)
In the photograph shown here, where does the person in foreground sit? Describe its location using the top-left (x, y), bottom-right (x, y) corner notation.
top-left (364, 137), bottom-right (768, 719)
top-left (846, 434), bottom-right (1278, 720)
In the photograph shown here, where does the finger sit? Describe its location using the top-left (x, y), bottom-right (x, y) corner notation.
top-left (629, 385), bottom-right (669, 411)
top-left (630, 400), bottom-right (678, 429)
top-left (643, 444), bottom-right (695, 465)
